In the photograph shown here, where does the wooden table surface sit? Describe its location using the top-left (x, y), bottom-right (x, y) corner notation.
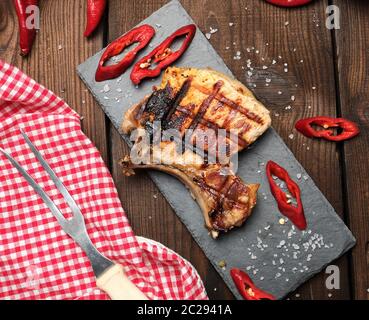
top-left (1, 0), bottom-right (368, 300)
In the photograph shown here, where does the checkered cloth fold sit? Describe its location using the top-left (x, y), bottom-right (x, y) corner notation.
top-left (0, 59), bottom-right (207, 300)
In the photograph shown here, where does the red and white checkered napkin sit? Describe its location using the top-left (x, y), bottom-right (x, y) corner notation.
top-left (0, 60), bottom-right (207, 300)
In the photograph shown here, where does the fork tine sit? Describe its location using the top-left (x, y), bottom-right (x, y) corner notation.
top-left (0, 146), bottom-right (68, 227)
top-left (20, 129), bottom-right (84, 221)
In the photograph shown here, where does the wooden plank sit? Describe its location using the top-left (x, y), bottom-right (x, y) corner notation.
top-left (0, 1), bottom-right (19, 63)
top-left (0, 0), bottom-right (109, 163)
top-left (106, 0), bottom-right (351, 299)
top-left (333, 0), bottom-right (369, 300)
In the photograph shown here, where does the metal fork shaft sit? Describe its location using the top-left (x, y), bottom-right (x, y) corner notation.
top-left (74, 227), bottom-right (114, 277)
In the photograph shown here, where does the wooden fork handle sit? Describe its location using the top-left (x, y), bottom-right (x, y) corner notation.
top-left (96, 264), bottom-right (148, 300)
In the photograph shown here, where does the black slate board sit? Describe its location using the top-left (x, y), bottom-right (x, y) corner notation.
top-left (77, 0), bottom-right (355, 299)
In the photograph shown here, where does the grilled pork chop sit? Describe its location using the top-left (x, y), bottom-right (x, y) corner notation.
top-left (121, 67), bottom-right (271, 238)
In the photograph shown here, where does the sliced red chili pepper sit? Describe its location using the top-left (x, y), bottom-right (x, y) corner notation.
top-left (295, 116), bottom-right (360, 142)
top-left (265, 0), bottom-right (313, 7)
top-left (13, 0), bottom-right (38, 56)
top-left (95, 25), bottom-right (155, 82)
top-left (266, 161), bottom-right (306, 230)
top-left (130, 24), bottom-right (196, 85)
top-left (84, 0), bottom-right (107, 37)
top-left (230, 268), bottom-right (276, 300)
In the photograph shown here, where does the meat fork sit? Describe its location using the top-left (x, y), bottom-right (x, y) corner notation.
top-left (0, 129), bottom-right (147, 300)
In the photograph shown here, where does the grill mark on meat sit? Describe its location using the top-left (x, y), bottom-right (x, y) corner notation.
top-left (167, 103), bottom-right (248, 151)
top-left (187, 81), bottom-right (224, 131)
top-left (197, 117), bottom-right (248, 148)
top-left (192, 83), bottom-right (264, 125)
top-left (178, 81), bottom-right (223, 160)
top-left (164, 109), bottom-right (190, 132)
top-left (211, 177), bottom-right (251, 231)
top-left (221, 108), bottom-right (250, 147)
top-left (194, 172), bottom-right (251, 231)
top-left (219, 96), bottom-right (264, 125)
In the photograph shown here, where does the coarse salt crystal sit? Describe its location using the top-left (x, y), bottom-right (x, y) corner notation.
top-left (277, 240), bottom-right (286, 248)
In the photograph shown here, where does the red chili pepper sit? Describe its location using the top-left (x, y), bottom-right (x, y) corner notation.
top-left (130, 24), bottom-right (196, 85)
top-left (95, 25), bottom-right (155, 82)
top-left (265, 0), bottom-right (313, 7)
top-left (13, 0), bottom-right (38, 56)
top-left (266, 161), bottom-right (306, 230)
top-left (295, 116), bottom-right (360, 142)
top-left (84, 0), bottom-right (107, 37)
top-left (230, 268), bottom-right (276, 300)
